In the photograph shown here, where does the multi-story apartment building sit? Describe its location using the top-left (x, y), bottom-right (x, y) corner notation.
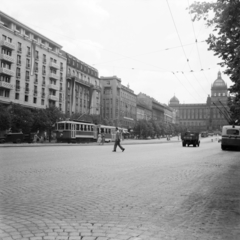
top-left (152, 98), bottom-right (165, 122)
top-left (136, 93), bottom-right (152, 120)
top-left (163, 104), bottom-right (174, 124)
top-left (169, 72), bottom-right (229, 132)
top-left (100, 76), bottom-right (137, 128)
top-left (61, 51), bottom-right (100, 116)
top-left (0, 11), bottom-right (66, 111)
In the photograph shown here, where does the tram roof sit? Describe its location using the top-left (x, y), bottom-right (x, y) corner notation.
top-left (57, 120), bottom-right (94, 124)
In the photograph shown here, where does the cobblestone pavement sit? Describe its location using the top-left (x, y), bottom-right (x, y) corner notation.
top-left (1, 140), bottom-right (240, 240)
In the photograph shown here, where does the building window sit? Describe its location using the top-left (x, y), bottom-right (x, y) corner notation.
top-left (43, 54), bottom-right (46, 64)
top-left (17, 55), bottom-right (21, 65)
top-left (27, 46), bottom-right (30, 56)
top-left (16, 67), bottom-right (21, 78)
top-left (17, 42), bottom-right (22, 52)
top-left (15, 92), bottom-right (19, 100)
top-left (33, 97), bottom-right (37, 104)
top-left (25, 95), bottom-right (28, 102)
top-left (41, 99), bottom-right (44, 105)
top-left (35, 50), bottom-right (39, 60)
top-left (26, 58), bottom-right (30, 68)
top-left (218, 93), bottom-right (221, 96)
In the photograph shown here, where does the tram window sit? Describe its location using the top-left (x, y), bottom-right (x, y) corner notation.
top-left (84, 125), bottom-right (87, 131)
top-left (76, 124), bottom-right (79, 130)
top-left (66, 123), bottom-right (69, 130)
top-left (58, 123), bottom-right (64, 130)
top-left (227, 129), bottom-right (239, 135)
top-left (91, 126), bottom-right (94, 131)
top-left (80, 125), bottom-right (83, 131)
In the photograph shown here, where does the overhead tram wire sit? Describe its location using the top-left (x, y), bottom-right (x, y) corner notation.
top-left (180, 72), bottom-right (203, 100)
top-left (29, 22), bottom-right (215, 75)
top-left (187, 0), bottom-right (210, 84)
top-left (166, 0), bottom-right (207, 100)
top-left (29, 21), bottom-right (208, 102)
top-left (172, 72), bottom-right (199, 102)
top-left (93, 41), bottom-right (205, 66)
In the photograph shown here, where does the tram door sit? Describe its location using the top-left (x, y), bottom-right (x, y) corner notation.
top-left (71, 124), bottom-right (76, 138)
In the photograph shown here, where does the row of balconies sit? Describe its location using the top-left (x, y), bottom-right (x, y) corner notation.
top-left (0, 54), bottom-right (15, 63)
top-left (0, 66), bottom-right (60, 81)
top-left (0, 40), bottom-right (16, 50)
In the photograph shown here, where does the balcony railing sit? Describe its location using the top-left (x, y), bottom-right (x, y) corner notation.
top-left (16, 74), bottom-right (21, 79)
top-left (49, 73), bottom-right (58, 80)
top-left (25, 88), bottom-right (29, 94)
top-left (41, 93), bottom-right (45, 98)
top-left (42, 82), bottom-right (46, 86)
top-left (35, 56), bottom-right (39, 61)
top-left (42, 71), bottom-right (46, 75)
top-left (17, 61), bottom-right (21, 66)
top-left (33, 91), bottom-right (38, 96)
top-left (34, 80), bottom-right (38, 85)
top-left (26, 65), bottom-right (30, 69)
top-left (0, 81), bottom-right (13, 90)
top-left (48, 95), bottom-right (58, 101)
top-left (25, 77), bottom-right (30, 82)
top-left (0, 40), bottom-right (15, 50)
top-left (0, 67), bottom-right (15, 77)
top-left (0, 54), bottom-right (15, 63)
top-left (26, 52), bottom-right (31, 57)
top-left (17, 47), bottom-right (22, 53)
top-left (35, 68), bottom-right (38, 72)
top-left (48, 84), bottom-right (58, 90)
top-left (43, 60), bottom-right (46, 64)
top-left (49, 62), bottom-right (59, 69)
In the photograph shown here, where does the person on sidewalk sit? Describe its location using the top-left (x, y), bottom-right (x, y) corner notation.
top-left (113, 127), bottom-right (125, 152)
top-left (101, 132), bottom-right (105, 145)
top-left (97, 133), bottom-right (102, 145)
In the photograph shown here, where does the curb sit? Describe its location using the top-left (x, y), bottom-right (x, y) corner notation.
top-left (0, 139), bottom-right (181, 148)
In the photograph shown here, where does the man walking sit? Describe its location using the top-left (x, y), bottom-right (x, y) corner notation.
top-left (113, 127), bottom-right (125, 152)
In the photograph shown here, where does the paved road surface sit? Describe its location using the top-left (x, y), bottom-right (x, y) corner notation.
top-left (0, 139), bottom-right (239, 240)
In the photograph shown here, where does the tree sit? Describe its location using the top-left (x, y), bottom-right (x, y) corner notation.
top-left (189, 0), bottom-right (240, 122)
top-left (10, 104), bottom-right (33, 133)
top-left (45, 106), bottom-right (64, 142)
top-left (0, 104), bottom-right (10, 131)
top-left (31, 109), bottom-right (49, 133)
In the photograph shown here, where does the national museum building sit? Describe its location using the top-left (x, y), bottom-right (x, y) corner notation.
top-left (169, 72), bottom-right (229, 132)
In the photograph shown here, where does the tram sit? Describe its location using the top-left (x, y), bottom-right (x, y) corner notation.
top-left (55, 120), bottom-right (119, 143)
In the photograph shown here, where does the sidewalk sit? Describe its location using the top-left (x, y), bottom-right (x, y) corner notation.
top-left (0, 136), bottom-right (181, 147)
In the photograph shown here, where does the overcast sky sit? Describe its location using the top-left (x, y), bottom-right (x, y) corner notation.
top-left (2, 0), bottom-right (231, 105)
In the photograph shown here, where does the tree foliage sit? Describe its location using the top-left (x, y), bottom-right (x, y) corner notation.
top-left (0, 104), bottom-right (10, 131)
top-left (189, 0), bottom-right (240, 122)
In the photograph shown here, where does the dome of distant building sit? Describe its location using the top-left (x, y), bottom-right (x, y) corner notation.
top-left (170, 95), bottom-right (179, 104)
top-left (212, 71), bottom-right (227, 89)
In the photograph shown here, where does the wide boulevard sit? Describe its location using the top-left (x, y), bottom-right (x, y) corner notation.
top-left (1, 138), bottom-right (240, 240)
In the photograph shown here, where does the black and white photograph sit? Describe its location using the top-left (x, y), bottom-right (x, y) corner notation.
top-left (1, 0), bottom-right (240, 239)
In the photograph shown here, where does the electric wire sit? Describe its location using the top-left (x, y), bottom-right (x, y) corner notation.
top-left (166, 0), bottom-right (209, 98)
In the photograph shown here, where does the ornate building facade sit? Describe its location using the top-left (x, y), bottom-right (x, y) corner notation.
top-left (169, 72), bottom-right (229, 132)
top-left (61, 51), bottom-right (100, 116)
top-left (100, 76), bottom-right (137, 128)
